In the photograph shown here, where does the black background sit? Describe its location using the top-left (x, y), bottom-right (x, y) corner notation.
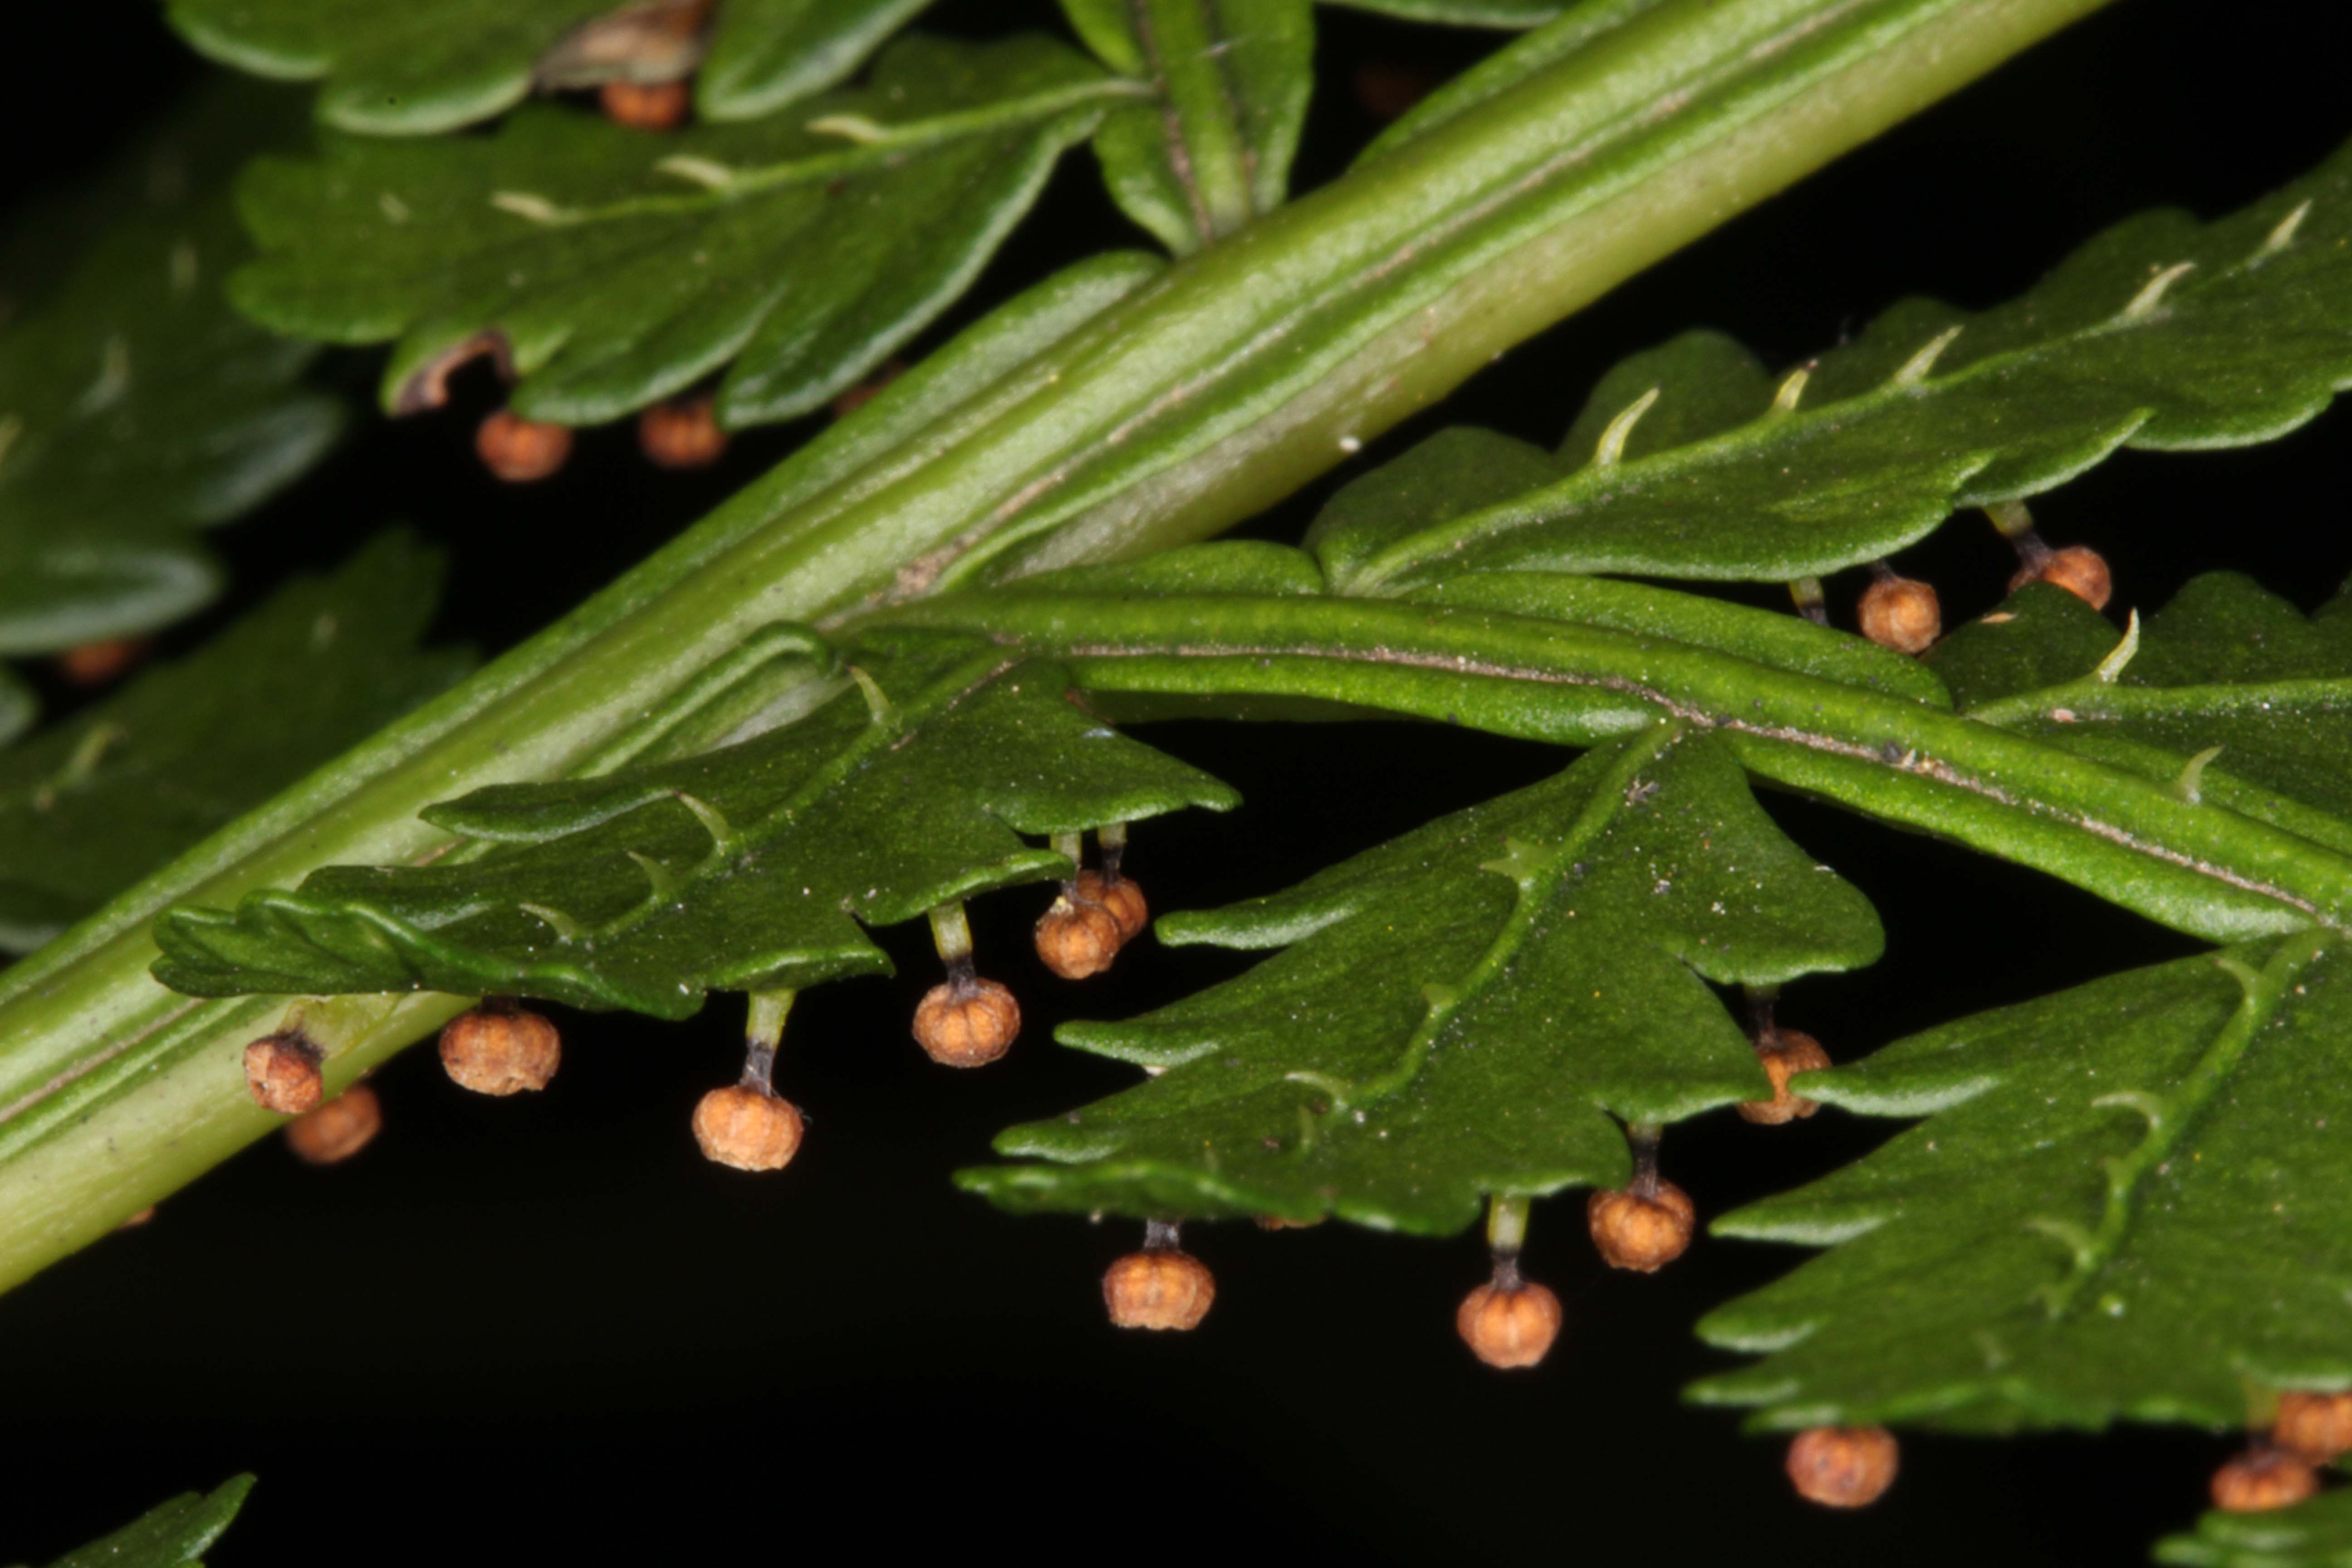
top-left (2, 2), bottom-right (2347, 1563)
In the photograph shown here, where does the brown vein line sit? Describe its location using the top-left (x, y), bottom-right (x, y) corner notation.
top-left (0, 996), bottom-right (208, 1130)
top-left (1051, 638), bottom-right (2339, 926)
top-left (1204, 0), bottom-right (1261, 205)
top-left (1134, 0), bottom-right (1218, 244)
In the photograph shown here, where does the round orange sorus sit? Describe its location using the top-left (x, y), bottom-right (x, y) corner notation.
top-left (2274, 1392), bottom-right (2352, 1465)
top-left (54, 637), bottom-right (152, 686)
top-left (1739, 1029), bottom-right (1833, 1126)
top-left (912, 978), bottom-right (1019, 1067)
top-left (1786, 1426), bottom-right (1900, 1508)
top-left (475, 409), bottom-right (573, 483)
top-left (1858, 574), bottom-right (1942, 654)
top-left (1035, 895), bottom-right (1124, 980)
top-left (692, 1081), bottom-right (805, 1171)
top-left (1102, 1247), bottom-right (1215, 1331)
top-left (2009, 544), bottom-right (2112, 610)
top-left (1075, 870), bottom-right (1148, 941)
top-left (599, 78), bottom-right (692, 130)
top-left (244, 1032), bottom-right (323, 1115)
top-left (2211, 1446), bottom-right (2320, 1513)
top-left (1587, 1179), bottom-right (1696, 1273)
top-left (285, 1083), bottom-right (384, 1165)
top-left (439, 1004), bottom-right (561, 1095)
top-left (637, 396), bottom-right (728, 469)
top-left (1456, 1274), bottom-right (1563, 1369)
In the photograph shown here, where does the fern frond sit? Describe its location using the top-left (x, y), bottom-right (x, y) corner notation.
top-left (966, 724), bottom-right (1878, 1232)
top-left (1926, 573), bottom-right (2352, 859)
top-left (1690, 934), bottom-right (2352, 1433)
top-left (164, 0), bottom-right (915, 135)
top-left (165, 0), bottom-right (1555, 139)
top-left (1311, 137), bottom-right (2352, 590)
top-left (0, 534), bottom-right (470, 955)
top-left (2158, 1488), bottom-right (2352, 1568)
top-left (1062, 0), bottom-right (1314, 253)
top-left (152, 632), bottom-right (1235, 1015)
top-left (228, 34), bottom-right (1123, 428)
top-left (885, 550), bottom-right (2352, 941)
top-left (44, 1475), bottom-right (252, 1568)
top-left (696, 0), bottom-right (938, 122)
top-left (0, 0), bottom-right (2148, 1296)
top-left (0, 82), bottom-right (344, 656)
top-left (156, 543), bottom-right (2352, 1014)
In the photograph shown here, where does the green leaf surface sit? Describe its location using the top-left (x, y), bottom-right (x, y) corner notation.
top-left (0, 82), bottom-right (344, 655)
top-left (1356, 0), bottom-right (1672, 162)
top-left (883, 559), bottom-right (2352, 947)
top-left (698, 0), bottom-right (936, 122)
top-left (1327, 0), bottom-right (1562, 24)
top-left (151, 630), bottom-right (1236, 1015)
top-left (1921, 580), bottom-right (2119, 710)
top-left (989, 541), bottom-right (1956, 716)
top-left (1063, 0), bottom-right (1313, 253)
top-left (0, 533), bottom-right (471, 955)
top-left (1404, 567), bottom-right (1954, 706)
top-left (1691, 934), bottom-right (2352, 1433)
top-left (2032, 577), bottom-right (2352, 813)
top-left (964, 723), bottom-right (1881, 1232)
top-left (2157, 1485), bottom-right (2352, 1568)
top-left (166, 0), bottom-right (716, 135)
top-left (2134, 573), bottom-right (2352, 687)
top-left (45, 1476), bottom-right (252, 1568)
top-left (1954, 573), bottom-right (2352, 851)
top-left (230, 34), bottom-right (1124, 426)
top-left (1311, 136), bottom-right (2352, 591)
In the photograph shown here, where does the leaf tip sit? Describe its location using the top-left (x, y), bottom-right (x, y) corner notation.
top-left (1890, 324), bottom-right (1964, 387)
top-left (1591, 385), bottom-right (1661, 467)
top-left (2120, 260), bottom-right (2197, 322)
top-left (2261, 197), bottom-right (2314, 257)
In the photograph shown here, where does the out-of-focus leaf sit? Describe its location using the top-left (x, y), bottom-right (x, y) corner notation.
top-left (699, 0), bottom-right (936, 122)
top-left (169, 0), bottom-right (1568, 142)
top-left (1310, 138), bottom-right (2352, 591)
top-left (0, 82), bottom-right (343, 656)
top-left (1062, 0), bottom-right (1313, 253)
top-left (1691, 934), bottom-right (2352, 1433)
top-left (166, 0), bottom-right (714, 135)
top-left (45, 1475), bottom-right (252, 1568)
top-left (150, 630), bottom-right (1235, 1016)
top-left (964, 725), bottom-right (1881, 1233)
top-left (229, 34), bottom-right (1124, 427)
top-left (0, 533), bottom-right (471, 955)
top-left (173, 0), bottom-right (949, 133)
top-left (2157, 1484), bottom-right (2352, 1568)
top-left (1327, 0), bottom-right (1562, 24)
top-left (0, 671), bottom-right (31, 750)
